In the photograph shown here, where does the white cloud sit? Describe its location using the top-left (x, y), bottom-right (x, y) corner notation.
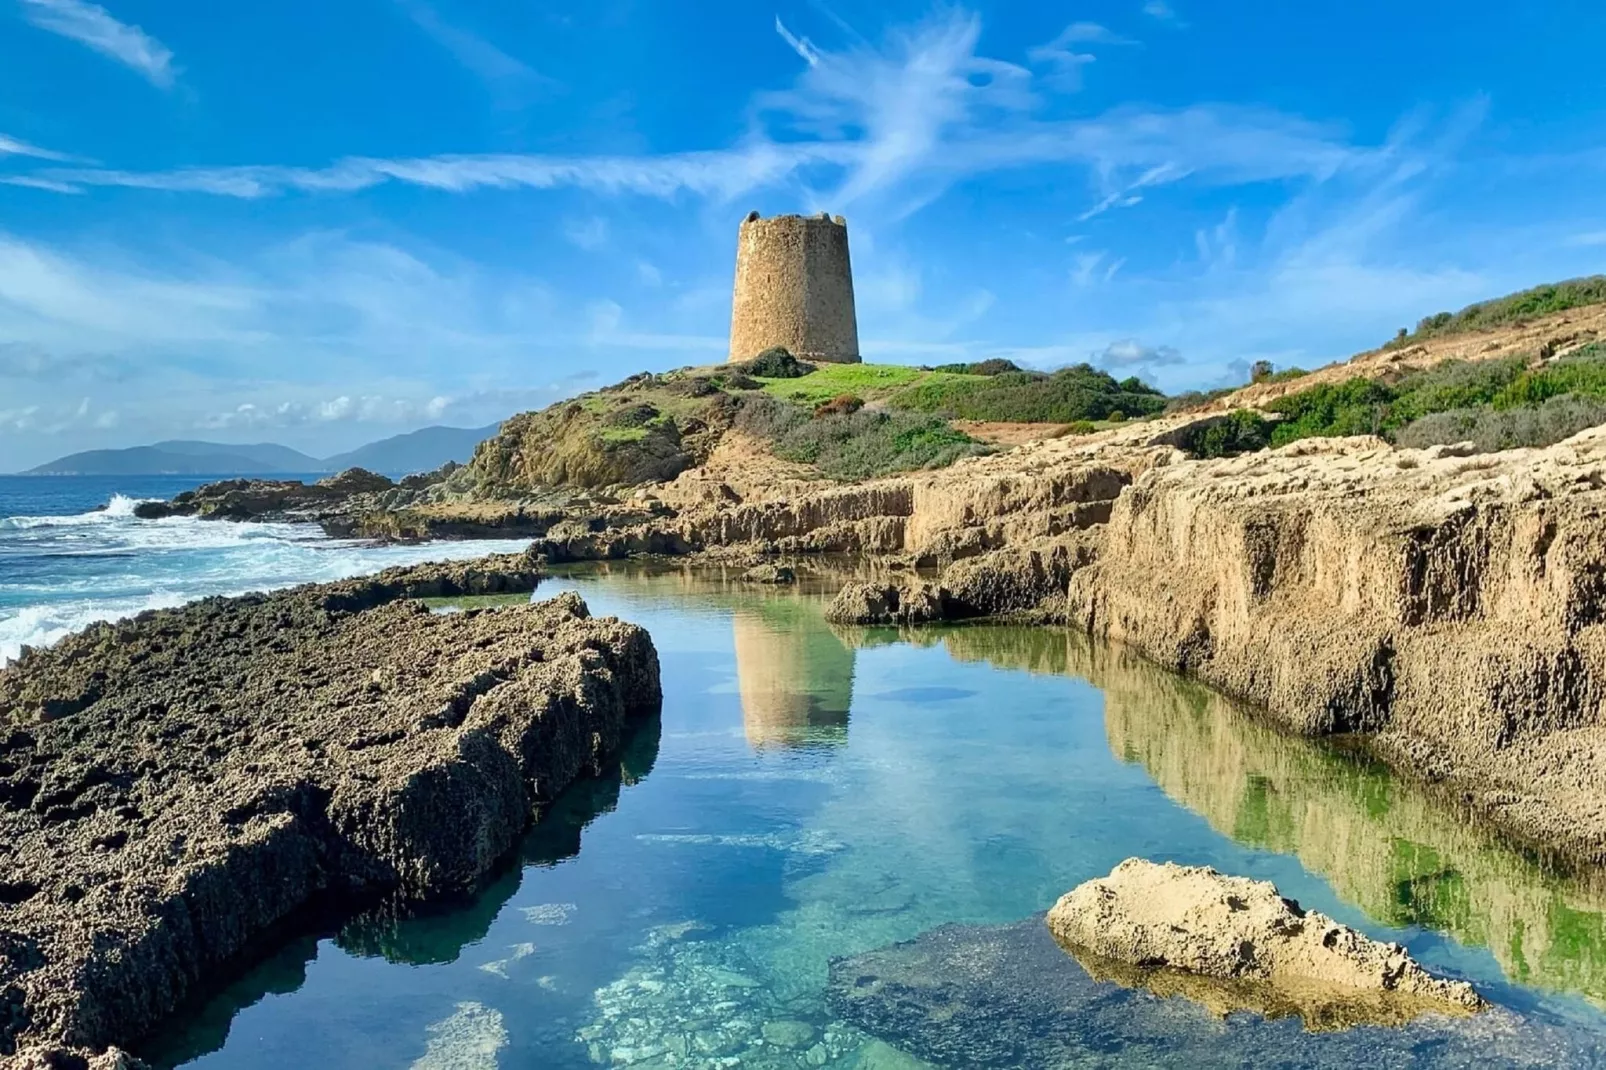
top-left (394, 0), bottom-right (549, 95)
top-left (562, 215), bottom-right (610, 251)
top-left (18, 0), bottom-right (176, 88)
top-left (1142, 1), bottom-right (1185, 26)
top-left (1071, 251), bottom-right (1106, 287)
top-left (13, 8), bottom-right (1374, 225)
top-left (1096, 338), bottom-right (1182, 367)
top-left (775, 16), bottom-right (821, 68)
top-left (635, 260), bottom-right (663, 287)
top-left (1, 176), bottom-right (85, 193)
top-left (0, 134), bottom-right (76, 162)
top-left (1027, 22), bottom-right (1136, 91)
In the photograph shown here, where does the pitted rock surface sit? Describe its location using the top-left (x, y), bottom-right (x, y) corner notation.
top-left (0, 556), bottom-right (659, 1064)
top-left (1047, 859), bottom-right (1483, 1025)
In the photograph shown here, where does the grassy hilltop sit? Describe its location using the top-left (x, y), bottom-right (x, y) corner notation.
top-left (467, 350), bottom-right (1164, 490)
top-left (461, 275), bottom-right (1606, 493)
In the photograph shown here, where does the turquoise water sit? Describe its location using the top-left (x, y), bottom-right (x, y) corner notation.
top-left (131, 564), bottom-right (1606, 1068)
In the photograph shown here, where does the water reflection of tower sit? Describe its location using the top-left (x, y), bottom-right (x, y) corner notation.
top-left (731, 599), bottom-right (856, 749)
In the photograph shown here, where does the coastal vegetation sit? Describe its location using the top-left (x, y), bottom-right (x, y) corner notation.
top-left (1384, 275), bottom-right (1606, 349)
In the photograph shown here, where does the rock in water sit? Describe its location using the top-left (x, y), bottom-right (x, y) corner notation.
top-left (1046, 858), bottom-right (1484, 1027)
top-left (0, 557), bottom-right (660, 1064)
top-left (828, 916), bottom-right (1600, 1069)
top-left (823, 581), bottom-right (946, 625)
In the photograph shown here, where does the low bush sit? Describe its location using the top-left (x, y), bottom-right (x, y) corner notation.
top-left (1384, 276), bottom-right (1606, 348)
top-left (814, 394), bottom-right (864, 418)
top-left (889, 363), bottom-right (1165, 423)
top-left (1175, 410), bottom-right (1275, 458)
top-left (735, 395), bottom-right (987, 479)
top-left (1395, 395), bottom-right (1606, 452)
top-left (743, 347), bottom-right (816, 378)
top-left (930, 358), bottom-right (1022, 376)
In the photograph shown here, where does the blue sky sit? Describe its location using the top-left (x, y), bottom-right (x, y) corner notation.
top-left (2, 0), bottom-right (1604, 469)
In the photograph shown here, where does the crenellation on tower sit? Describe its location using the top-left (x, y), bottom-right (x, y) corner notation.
top-left (728, 211), bottom-right (861, 364)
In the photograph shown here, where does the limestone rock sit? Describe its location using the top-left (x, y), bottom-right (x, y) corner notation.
top-left (742, 563), bottom-right (796, 584)
top-left (1046, 859), bottom-right (1483, 1025)
top-left (0, 560), bottom-right (660, 1061)
top-left (823, 582), bottom-right (946, 626)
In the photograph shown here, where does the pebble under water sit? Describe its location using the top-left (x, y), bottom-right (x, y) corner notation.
top-left (137, 563), bottom-right (1606, 1069)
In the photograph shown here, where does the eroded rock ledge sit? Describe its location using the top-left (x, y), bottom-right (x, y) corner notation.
top-left (1047, 859), bottom-right (1483, 1029)
top-left (0, 556), bottom-right (660, 1065)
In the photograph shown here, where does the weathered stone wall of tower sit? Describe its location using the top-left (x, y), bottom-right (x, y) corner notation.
top-left (728, 212), bottom-right (861, 364)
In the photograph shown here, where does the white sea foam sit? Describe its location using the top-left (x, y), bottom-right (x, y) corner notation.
top-left (0, 494), bottom-right (531, 663)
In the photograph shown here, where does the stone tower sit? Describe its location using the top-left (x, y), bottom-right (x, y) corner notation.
top-left (728, 211), bottom-right (860, 364)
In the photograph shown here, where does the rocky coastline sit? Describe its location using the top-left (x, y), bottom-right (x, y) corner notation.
top-left (0, 555), bottom-right (660, 1066)
top-left (129, 410), bottom-right (1606, 873)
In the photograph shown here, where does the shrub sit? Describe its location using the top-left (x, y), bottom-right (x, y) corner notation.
top-left (1164, 387), bottom-right (1234, 413)
top-left (744, 347), bottom-right (816, 379)
top-left (735, 395), bottom-right (987, 479)
top-left (889, 363), bottom-right (1165, 423)
top-left (1063, 420), bottom-right (1097, 435)
top-left (1250, 360), bottom-right (1275, 384)
top-left (1395, 395), bottom-right (1606, 453)
top-left (814, 394), bottom-right (864, 418)
top-left (930, 358), bottom-right (1021, 376)
top-left (1388, 277), bottom-right (1606, 346)
top-left (604, 402), bottom-right (660, 428)
top-left (1106, 410), bottom-right (1126, 423)
top-left (1177, 410), bottom-right (1274, 458)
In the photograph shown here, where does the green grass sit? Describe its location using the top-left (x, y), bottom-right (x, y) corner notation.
top-left (756, 362), bottom-right (978, 406)
top-left (596, 426), bottom-right (649, 444)
top-left (1385, 276), bottom-right (1606, 349)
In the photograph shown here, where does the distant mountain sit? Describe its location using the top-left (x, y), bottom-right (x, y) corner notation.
top-left (152, 440), bottom-right (323, 471)
top-left (321, 424), bottom-right (499, 475)
top-left (24, 446), bottom-right (303, 477)
top-left (21, 425), bottom-right (502, 477)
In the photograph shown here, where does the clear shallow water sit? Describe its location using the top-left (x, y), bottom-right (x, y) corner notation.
top-left (0, 474), bottom-right (531, 663)
top-left (117, 564), bottom-right (1606, 1069)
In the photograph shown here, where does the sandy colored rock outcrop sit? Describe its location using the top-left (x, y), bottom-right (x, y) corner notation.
top-left (823, 581), bottom-right (947, 626)
top-left (1047, 859), bottom-right (1484, 1027)
top-left (1067, 428), bottom-right (1606, 862)
top-left (0, 560), bottom-right (660, 1064)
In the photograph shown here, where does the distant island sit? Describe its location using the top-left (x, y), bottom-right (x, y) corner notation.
top-left (21, 424), bottom-right (501, 477)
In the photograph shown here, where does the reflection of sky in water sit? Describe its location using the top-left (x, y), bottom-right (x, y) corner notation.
top-left (145, 564), bottom-right (1606, 1068)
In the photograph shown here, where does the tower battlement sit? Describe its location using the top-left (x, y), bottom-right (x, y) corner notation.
top-left (728, 211), bottom-right (861, 364)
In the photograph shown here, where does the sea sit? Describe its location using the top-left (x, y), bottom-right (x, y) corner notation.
top-left (0, 474), bottom-right (531, 664)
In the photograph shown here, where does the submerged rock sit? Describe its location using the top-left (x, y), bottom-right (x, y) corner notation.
top-left (1046, 859), bottom-right (1484, 1028)
top-left (828, 915), bottom-right (1601, 1068)
top-left (0, 558), bottom-right (660, 1063)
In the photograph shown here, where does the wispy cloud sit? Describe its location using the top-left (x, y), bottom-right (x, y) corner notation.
top-left (1141, 1), bottom-right (1186, 27)
top-left (562, 215), bottom-right (610, 251)
top-left (13, 7), bottom-right (1372, 220)
top-left (394, 0), bottom-right (551, 98)
top-left (775, 16), bottom-right (821, 67)
top-left (1027, 22), bottom-right (1137, 91)
top-left (18, 0), bottom-right (176, 88)
top-left (0, 133), bottom-right (76, 162)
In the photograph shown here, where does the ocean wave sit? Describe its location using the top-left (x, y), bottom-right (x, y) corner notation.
top-left (0, 492), bottom-right (156, 530)
top-left (0, 513), bottom-right (533, 664)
